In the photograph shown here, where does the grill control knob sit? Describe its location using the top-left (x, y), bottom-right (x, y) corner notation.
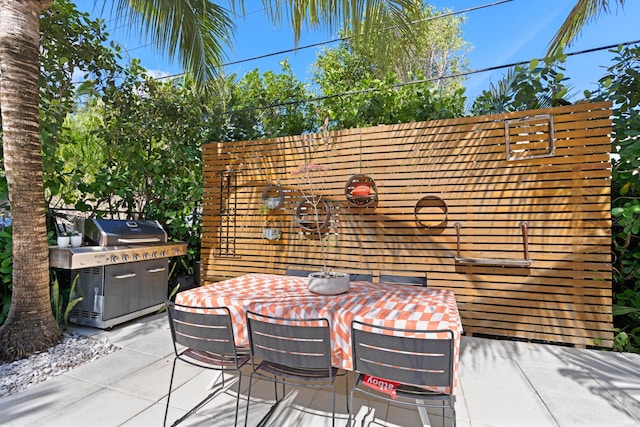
top-left (152, 252), bottom-right (158, 258)
top-left (160, 250), bottom-right (166, 257)
top-left (122, 255), bottom-right (129, 262)
top-left (133, 254), bottom-right (139, 261)
top-left (110, 256), bottom-right (118, 263)
top-left (143, 253), bottom-right (149, 259)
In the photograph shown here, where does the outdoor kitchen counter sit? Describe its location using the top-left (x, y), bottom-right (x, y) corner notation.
top-left (49, 242), bottom-right (187, 269)
top-left (49, 218), bottom-right (188, 329)
top-left (175, 273), bottom-right (463, 394)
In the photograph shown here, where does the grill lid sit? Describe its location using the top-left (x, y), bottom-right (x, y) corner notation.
top-left (85, 219), bottom-right (168, 246)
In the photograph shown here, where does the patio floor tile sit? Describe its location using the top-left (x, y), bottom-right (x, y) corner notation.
top-left (109, 356), bottom-right (202, 402)
top-left (31, 388), bottom-right (154, 427)
top-left (537, 389), bottom-right (640, 427)
top-left (121, 328), bottom-right (175, 358)
top-left (65, 347), bottom-right (160, 387)
top-left (120, 402), bottom-right (211, 427)
top-left (2, 313), bottom-right (639, 427)
top-left (0, 375), bottom-right (102, 427)
top-left (460, 378), bottom-right (558, 426)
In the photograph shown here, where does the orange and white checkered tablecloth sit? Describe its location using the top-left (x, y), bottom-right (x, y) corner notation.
top-left (175, 273), bottom-right (463, 394)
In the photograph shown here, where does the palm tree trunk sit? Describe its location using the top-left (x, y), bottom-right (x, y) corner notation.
top-left (0, 0), bottom-right (59, 362)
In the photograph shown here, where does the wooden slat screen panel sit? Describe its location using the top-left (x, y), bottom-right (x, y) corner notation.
top-left (201, 102), bottom-right (613, 347)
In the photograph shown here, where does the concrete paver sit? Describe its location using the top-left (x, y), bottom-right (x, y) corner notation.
top-left (1, 313), bottom-right (639, 427)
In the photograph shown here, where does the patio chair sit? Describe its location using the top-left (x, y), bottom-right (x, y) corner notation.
top-left (244, 310), bottom-right (344, 427)
top-left (285, 265), bottom-right (313, 277)
top-left (379, 272), bottom-right (427, 287)
top-left (348, 271), bottom-right (373, 282)
top-left (165, 302), bottom-right (249, 427)
top-left (347, 320), bottom-right (456, 427)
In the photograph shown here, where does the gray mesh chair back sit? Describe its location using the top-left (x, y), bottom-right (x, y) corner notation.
top-left (348, 320), bottom-right (456, 427)
top-left (379, 272), bottom-right (427, 287)
top-left (348, 272), bottom-right (373, 282)
top-left (165, 302), bottom-right (249, 427)
top-left (244, 310), bottom-right (341, 427)
top-left (285, 265), bottom-right (312, 277)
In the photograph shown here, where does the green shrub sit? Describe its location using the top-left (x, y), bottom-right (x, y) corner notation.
top-left (50, 272), bottom-right (83, 330)
top-left (588, 44), bottom-right (640, 352)
top-left (0, 227), bottom-right (13, 325)
top-left (0, 227), bottom-right (12, 325)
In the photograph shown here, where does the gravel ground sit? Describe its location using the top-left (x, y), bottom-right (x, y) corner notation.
top-left (0, 333), bottom-right (118, 398)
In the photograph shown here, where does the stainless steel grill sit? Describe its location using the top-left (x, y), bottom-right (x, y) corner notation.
top-left (49, 218), bottom-right (187, 329)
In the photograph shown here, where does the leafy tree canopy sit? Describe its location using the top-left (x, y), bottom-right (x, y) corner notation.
top-left (341, 2), bottom-right (469, 89)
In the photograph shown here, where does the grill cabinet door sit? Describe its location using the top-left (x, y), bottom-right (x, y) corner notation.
top-left (139, 259), bottom-right (169, 309)
top-left (103, 264), bottom-right (138, 320)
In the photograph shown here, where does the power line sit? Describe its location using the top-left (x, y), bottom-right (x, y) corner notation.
top-left (154, 0), bottom-right (512, 80)
top-left (77, 3), bottom-right (638, 110)
top-left (219, 38), bottom-right (640, 115)
top-left (435, 38), bottom-right (640, 84)
top-left (222, 0), bottom-right (513, 69)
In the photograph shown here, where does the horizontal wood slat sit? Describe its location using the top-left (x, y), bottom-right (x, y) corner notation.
top-left (201, 102), bottom-right (613, 348)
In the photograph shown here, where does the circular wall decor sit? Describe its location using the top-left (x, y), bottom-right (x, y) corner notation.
top-left (262, 184), bottom-right (284, 210)
top-left (414, 195), bottom-right (448, 229)
top-left (345, 174), bottom-right (378, 207)
top-left (295, 198), bottom-right (331, 232)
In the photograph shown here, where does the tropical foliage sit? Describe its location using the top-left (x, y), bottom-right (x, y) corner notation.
top-left (470, 52), bottom-right (573, 115)
top-left (62, 64), bottom-right (207, 274)
top-left (50, 273), bottom-right (82, 330)
top-left (111, 0), bottom-right (421, 87)
top-left (0, 0), bottom-right (424, 361)
top-left (586, 44), bottom-right (640, 351)
top-left (0, 226), bottom-right (13, 325)
top-left (217, 61), bottom-right (316, 141)
top-left (547, 0), bottom-right (626, 56)
top-left (312, 44), bottom-right (465, 129)
top-left (338, 2), bottom-right (469, 88)
top-left (41, 0), bottom-right (125, 211)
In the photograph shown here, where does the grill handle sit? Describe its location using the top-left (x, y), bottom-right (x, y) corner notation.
top-left (147, 267), bottom-right (166, 273)
top-left (117, 238), bottom-right (162, 244)
top-left (114, 273), bottom-right (137, 280)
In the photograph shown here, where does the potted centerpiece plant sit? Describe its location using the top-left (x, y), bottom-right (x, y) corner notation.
top-left (291, 161), bottom-right (349, 295)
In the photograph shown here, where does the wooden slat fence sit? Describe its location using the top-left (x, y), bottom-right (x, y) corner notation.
top-left (201, 102), bottom-right (613, 347)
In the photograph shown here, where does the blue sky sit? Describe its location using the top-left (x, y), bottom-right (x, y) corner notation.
top-left (75, 1), bottom-right (640, 103)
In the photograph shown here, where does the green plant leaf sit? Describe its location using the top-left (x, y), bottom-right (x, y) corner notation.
top-left (529, 58), bottom-right (539, 71)
top-left (613, 305), bottom-right (640, 316)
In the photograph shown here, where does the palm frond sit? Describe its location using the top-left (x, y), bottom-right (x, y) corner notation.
top-left (259, 0), bottom-right (420, 46)
top-left (547, 0), bottom-right (624, 57)
top-left (116, 0), bottom-right (235, 85)
top-left (113, 0), bottom-right (420, 87)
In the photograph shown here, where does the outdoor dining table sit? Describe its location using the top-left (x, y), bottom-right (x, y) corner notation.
top-left (175, 272), bottom-right (464, 394)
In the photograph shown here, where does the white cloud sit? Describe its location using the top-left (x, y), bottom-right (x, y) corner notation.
top-left (145, 69), bottom-right (175, 79)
